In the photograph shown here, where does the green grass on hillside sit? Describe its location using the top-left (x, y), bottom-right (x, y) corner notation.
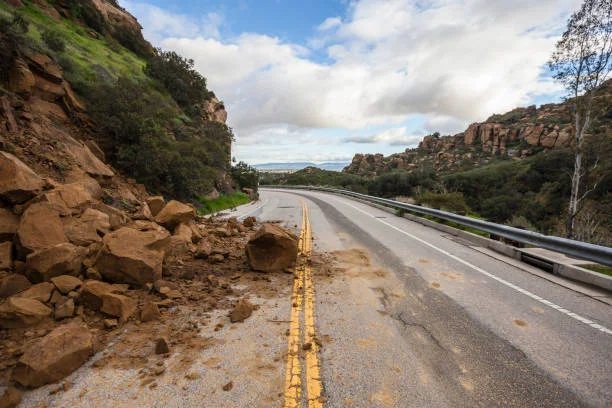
top-left (197, 192), bottom-right (251, 215)
top-left (0, 1), bottom-right (145, 86)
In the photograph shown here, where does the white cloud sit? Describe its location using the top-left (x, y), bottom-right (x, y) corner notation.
top-left (123, 0), bottom-right (583, 162)
top-left (318, 17), bottom-right (342, 31)
top-left (345, 127), bottom-right (423, 146)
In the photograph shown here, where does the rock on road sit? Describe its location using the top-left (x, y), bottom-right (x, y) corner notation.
top-left (249, 188), bottom-right (611, 408)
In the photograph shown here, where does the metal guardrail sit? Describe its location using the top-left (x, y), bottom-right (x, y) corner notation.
top-left (261, 185), bottom-right (612, 267)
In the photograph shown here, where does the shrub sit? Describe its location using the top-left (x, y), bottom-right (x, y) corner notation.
top-left (0, 13), bottom-right (29, 83)
top-left (86, 76), bottom-right (230, 200)
top-left (41, 29), bottom-right (66, 52)
top-left (231, 161), bottom-right (259, 192)
top-left (144, 49), bottom-right (213, 117)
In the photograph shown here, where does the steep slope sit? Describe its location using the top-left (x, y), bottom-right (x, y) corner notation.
top-left (0, 0), bottom-right (231, 201)
top-left (344, 79), bottom-right (611, 177)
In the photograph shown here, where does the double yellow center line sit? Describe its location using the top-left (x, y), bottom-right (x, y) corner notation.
top-left (284, 200), bottom-right (324, 408)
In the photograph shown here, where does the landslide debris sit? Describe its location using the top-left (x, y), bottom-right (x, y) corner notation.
top-left (246, 223), bottom-right (298, 272)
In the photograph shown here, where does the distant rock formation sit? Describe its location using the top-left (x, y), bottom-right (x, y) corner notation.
top-left (344, 80), bottom-right (610, 177)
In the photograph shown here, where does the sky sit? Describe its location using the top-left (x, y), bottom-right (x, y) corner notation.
top-left (119, 0), bottom-right (582, 165)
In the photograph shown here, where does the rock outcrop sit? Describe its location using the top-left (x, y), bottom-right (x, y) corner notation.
top-left (343, 80), bottom-right (611, 177)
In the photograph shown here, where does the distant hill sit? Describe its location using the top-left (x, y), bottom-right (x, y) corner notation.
top-left (254, 161), bottom-right (349, 172)
top-left (344, 79), bottom-right (611, 177)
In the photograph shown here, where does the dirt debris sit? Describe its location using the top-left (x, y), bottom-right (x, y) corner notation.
top-left (229, 298), bottom-right (257, 323)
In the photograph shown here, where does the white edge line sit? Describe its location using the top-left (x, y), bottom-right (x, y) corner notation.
top-left (322, 193), bottom-right (612, 336)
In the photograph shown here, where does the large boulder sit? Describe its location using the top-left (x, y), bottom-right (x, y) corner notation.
top-left (94, 227), bottom-right (171, 285)
top-left (25, 243), bottom-right (85, 282)
top-left (0, 208), bottom-right (20, 241)
top-left (50, 275), bottom-right (82, 295)
top-left (12, 319), bottom-right (94, 387)
top-left (55, 178), bottom-right (102, 209)
top-left (89, 202), bottom-right (129, 230)
top-left (0, 152), bottom-right (45, 204)
top-left (146, 196), bottom-right (165, 216)
top-left (246, 224), bottom-right (298, 272)
top-left (17, 202), bottom-right (68, 255)
top-left (100, 292), bottom-right (136, 322)
top-left (0, 274), bottom-right (31, 298)
top-left (14, 282), bottom-right (54, 303)
top-left (80, 280), bottom-right (114, 310)
top-left (154, 200), bottom-right (195, 229)
top-left (0, 297), bottom-right (52, 328)
top-left (63, 208), bottom-right (110, 246)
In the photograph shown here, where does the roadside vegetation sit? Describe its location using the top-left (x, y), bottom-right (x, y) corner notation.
top-left (197, 192), bottom-right (251, 215)
top-left (266, 144), bottom-right (611, 246)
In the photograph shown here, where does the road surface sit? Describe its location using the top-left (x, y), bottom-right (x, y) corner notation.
top-left (242, 188), bottom-right (611, 408)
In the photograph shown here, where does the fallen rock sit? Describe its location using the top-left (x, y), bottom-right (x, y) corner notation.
top-left (85, 267), bottom-right (102, 280)
top-left (51, 275), bottom-right (82, 294)
top-left (80, 280), bottom-right (114, 310)
top-left (49, 290), bottom-right (63, 304)
top-left (0, 151), bottom-right (45, 204)
top-left (17, 202), bottom-right (68, 256)
top-left (0, 241), bottom-right (13, 270)
top-left (54, 297), bottom-right (75, 319)
top-left (89, 202), bottom-right (129, 230)
top-left (12, 319), bottom-right (94, 387)
top-left (133, 202), bottom-right (153, 220)
top-left (15, 282), bottom-right (54, 303)
top-left (246, 224), bottom-right (298, 272)
top-left (55, 178), bottom-right (102, 209)
top-left (210, 254), bottom-right (225, 263)
top-left (155, 337), bottom-right (170, 354)
top-left (229, 299), bottom-right (255, 323)
top-left (25, 243), bottom-right (84, 282)
top-left (63, 208), bottom-right (110, 246)
top-left (103, 318), bottom-right (118, 329)
top-left (100, 292), bottom-right (136, 322)
top-left (243, 216), bottom-right (256, 228)
top-left (0, 208), bottom-right (20, 241)
top-left (194, 241), bottom-right (212, 259)
top-left (154, 200), bottom-right (195, 229)
top-left (95, 227), bottom-right (171, 285)
top-left (0, 297), bottom-right (52, 328)
top-left (0, 386), bottom-right (23, 408)
top-left (146, 196), bottom-right (165, 216)
top-left (140, 301), bottom-right (161, 322)
top-left (0, 274), bottom-right (32, 298)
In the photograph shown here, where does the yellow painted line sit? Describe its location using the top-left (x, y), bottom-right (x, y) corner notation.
top-left (283, 200), bottom-right (324, 407)
top-left (284, 208), bottom-right (306, 407)
top-left (302, 203), bottom-right (324, 407)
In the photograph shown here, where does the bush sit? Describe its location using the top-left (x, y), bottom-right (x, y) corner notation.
top-left (144, 49), bottom-right (213, 117)
top-left (231, 161), bottom-right (259, 192)
top-left (41, 29), bottom-right (66, 52)
top-left (0, 13), bottom-right (29, 83)
top-left (86, 76), bottom-right (230, 200)
top-left (416, 191), bottom-right (470, 214)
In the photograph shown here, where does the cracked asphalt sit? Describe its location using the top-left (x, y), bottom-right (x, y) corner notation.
top-left (251, 189), bottom-right (611, 408)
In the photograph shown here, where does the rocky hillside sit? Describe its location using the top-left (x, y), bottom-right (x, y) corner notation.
top-left (0, 0), bottom-right (232, 201)
top-left (344, 79), bottom-right (611, 177)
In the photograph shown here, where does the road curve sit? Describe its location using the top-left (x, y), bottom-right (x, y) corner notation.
top-left (246, 188), bottom-right (612, 408)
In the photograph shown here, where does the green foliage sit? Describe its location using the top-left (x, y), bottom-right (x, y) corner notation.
top-left (231, 161), bottom-right (259, 193)
top-left (144, 49), bottom-right (213, 117)
top-left (86, 76), bottom-right (228, 200)
top-left (197, 192), bottom-right (251, 215)
top-left (0, 11), bottom-right (29, 83)
top-left (41, 28), bottom-right (65, 52)
top-left (415, 191), bottom-right (470, 214)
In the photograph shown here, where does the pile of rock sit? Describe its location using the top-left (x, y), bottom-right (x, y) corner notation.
top-left (0, 150), bottom-right (207, 392)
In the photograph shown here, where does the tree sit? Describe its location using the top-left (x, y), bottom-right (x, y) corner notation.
top-left (549, 0), bottom-right (611, 239)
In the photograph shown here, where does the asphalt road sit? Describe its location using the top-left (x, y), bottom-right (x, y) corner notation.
top-left (246, 188), bottom-right (612, 408)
